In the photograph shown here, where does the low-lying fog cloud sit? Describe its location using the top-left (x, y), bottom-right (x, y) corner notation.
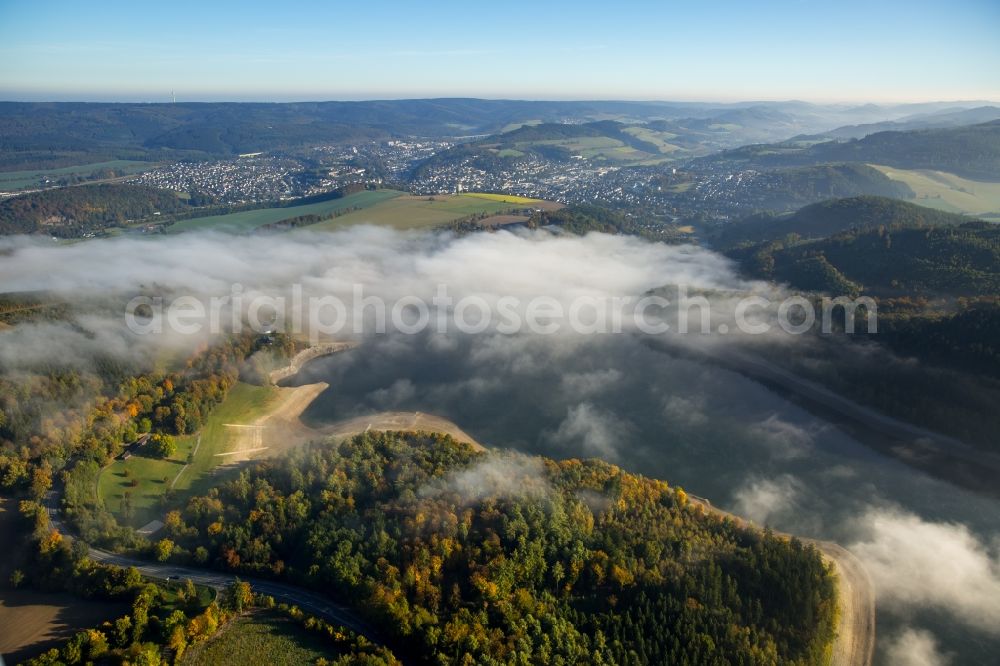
top-left (2, 226), bottom-right (997, 660)
top-left (885, 628), bottom-right (953, 666)
top-left (851, 508), bottom-right (1000, 634)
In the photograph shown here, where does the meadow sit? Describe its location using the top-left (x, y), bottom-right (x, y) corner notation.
top-left (97, 382), bottom-right (277, 526)
top-left (870, 164), bottom-right (1000, 216)
top-left (0, 160), bottom-right (153, 191)
top-left (180, 611), bottom-right (335, 665)
top-left (167, 189), bottom-right (403, 233)
top-left (622, 126), bottom-right (683, 153)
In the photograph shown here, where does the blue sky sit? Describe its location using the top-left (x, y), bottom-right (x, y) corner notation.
top-left (1, 0), bottom-right (997, 102)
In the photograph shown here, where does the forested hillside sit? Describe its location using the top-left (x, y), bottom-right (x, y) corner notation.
top-left (162, 431), bottom-right (839, 665)
top-left (0, 184), bottom-right (195, 236)
top-left (724, 207), bottom-right (999, 298)
top-left (730, 164), bottom-right (914, 212)
top-left (712, 120), bottom-right (1000, 181)
top-left (715, 196), bottom-right (976, 248)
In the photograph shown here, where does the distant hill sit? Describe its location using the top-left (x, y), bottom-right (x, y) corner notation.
top-left (766, 221), bottom-right (1000, 297)
top-left (0, 184), bottom-right (192, 236)
top-left (721, 164), bottom-right (915, 213)
top-left (714, 195), bottom-right (973, 248)
top-left (0, 99), bottom-right (824, 170)
top-left (3, 99), bottom-right (997, 172)
top-left (721, 197), bottom-right (999, 297)
top-left (413, 114), bottom-right (820, 174)
top-left (797, 106), bottom-right (1000, 141)
top-left (710, 120), bottom-right (1000, 181)
top-left (412, 120), bottom-right (673, 174)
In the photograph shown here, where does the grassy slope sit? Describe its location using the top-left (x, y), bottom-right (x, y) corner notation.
top-left (180, 611), bottom-right (336, 665)
top-left (97, 382), bottom-right (277, 526)
top-left (168, 189), bottom-right (403, 233)
top-left (870, 163), bottom-right (1000, 215)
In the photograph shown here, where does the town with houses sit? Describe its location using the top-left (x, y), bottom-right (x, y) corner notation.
top-left (1, 136), bottom-right (804, 227)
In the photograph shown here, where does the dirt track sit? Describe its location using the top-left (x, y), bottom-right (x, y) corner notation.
top-left (815, 541), bottom-right (877, 666)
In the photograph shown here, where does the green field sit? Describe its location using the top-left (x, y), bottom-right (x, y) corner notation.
top-left (500, 119), bottom-right (543, 133)
top-left (97, 382), bottom-right (277, 526)
top-left (307, 193), bottom-right (519, 231)
top-left (522, 136), bottom-right (626, 159)
top-left (461, 192), bottom-right (547, 205)
top-left (512, 133), bottom-right (678, 164)
top-left (870, 164), bottom-right (1000, 216)
top-left (181, 611), bottom-right (336, 665)
top-left (0, 160), bottom-right (153, 191)
top-left (168, 189), bottom-right (404, 233)
top-left (495, 148), bottom-right (526, 158)
top-left (622, 126), bottom-right (683, 153)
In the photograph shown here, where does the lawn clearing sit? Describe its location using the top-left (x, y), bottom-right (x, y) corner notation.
top-left (870, 164), bottom-right (1000, 216)
top-left (167, 189), bottom-right (403, 233)
top-left (180, 611), bottom-right (338, 665)
top-left (97, 382), bottom-right (278, 526)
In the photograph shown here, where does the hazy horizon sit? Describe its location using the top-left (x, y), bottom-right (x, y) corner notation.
top-left (2, 0), bottom-right (998, 104)
top-left (2, 94), bottom-right (1000, 106)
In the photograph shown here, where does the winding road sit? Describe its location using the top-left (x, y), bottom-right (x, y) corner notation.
top-left (43, 490), bottom-right (383, 649)
top-left (86, 549), bottom-right (379, 641)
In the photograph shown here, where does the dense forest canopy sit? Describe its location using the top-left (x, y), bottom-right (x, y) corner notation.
top-left (0, 183), bottom-right (194, 236)
top-left (162, 431), bottom-right (838, 665)
top-left (714, 195), bottom-right (979, 249)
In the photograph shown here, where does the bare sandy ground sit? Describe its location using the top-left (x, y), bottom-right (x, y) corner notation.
top-left (814, 541), bottom-right (877, 666)
top-left (320, 411), bottom-right (484, 451)
top-left (220, 379), bottom-right (484, 471)
top-left (688, 495), bottom-right (875, 666)
top-left (220, 382), bottom-right (330, 462)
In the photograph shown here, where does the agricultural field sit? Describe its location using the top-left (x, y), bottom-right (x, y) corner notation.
top-left (0, 160), bottom-right (153, 191)
top-left (520, 136), bottom-right (630, 161)
top-left (870, 164), bottom-right (1000, 216)
top-left (622, 126), bottom-right (683, 153)
top-left (495, 148), bottom-right (526, 158)
top-left (0, 498), bottom-right (129, 664)
top-left (499, 119), bottom-right (543, 133)
top-left (97, 383), bottom-right (278, 526)
top-left (461, 192), bottom-right (550, 205)
top-left (307, 193), bottom-right (538, 231)
top-left (180, 611), bottom-right (337, 665)
top-left (510, 132), bottom-right (679, 164)
top-left (167, 189), bottom-right (403, 233)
